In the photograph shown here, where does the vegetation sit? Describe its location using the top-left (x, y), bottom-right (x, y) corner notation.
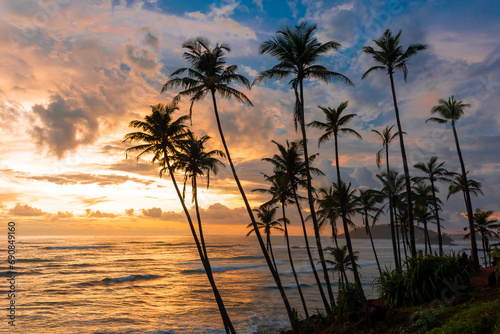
top-left (120, 20), bottom-right (498, 334)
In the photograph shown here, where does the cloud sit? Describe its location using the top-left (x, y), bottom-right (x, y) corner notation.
top-left (74, 196), bottom-right (111, 206)
top-left (85, 208), bottom-right (118, 218)
top-left (141, 207), bottom-right (185, 221)
top-left (9, 203), bottom-right (46, 216)
top-left (24, 171), bottom-right (154, 186)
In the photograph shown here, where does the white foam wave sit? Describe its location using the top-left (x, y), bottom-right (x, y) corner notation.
top-left (102, 274), bottom-right (160, 283)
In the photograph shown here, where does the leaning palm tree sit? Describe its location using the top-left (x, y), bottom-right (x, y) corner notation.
top-left (362, 29), bottom-right (427, 257)
top-left (427, 96), bottom-right (479, 267)
top-left (163, 37), bottom-right (296, 326)
top-left (373, 125), bottom-right (401, 267)
top-left (254, 173), bottom-right (309, 318)
top-left (467, 209), bottom-right (500, 267)
top-left (124, 104), bottom-right (234, 333)
top-left (263, 140), bottom-right (330, 312)
top-left (257, 22), bottom-right (354, 310)
top-left (355, 189), bottom-right (384, 274)
top-left (171, 131), bottom-right (225, 261)
top-left (414, 156), bottom-right (454, 256)
top-left (308, 101), bottom-right (364, 294)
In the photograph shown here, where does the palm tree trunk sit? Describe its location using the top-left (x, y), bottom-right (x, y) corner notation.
top-left (334, 133), bottom-right (365, 297)
top-left (331, 221), bottom-right (339, 248)
top-left (430, 180), bottom-right (443, 256)
top-left (451, 122), bottom-right (479, 268)
top-left (293, 188), bottom-right (330, 312)
top-left (267, 233), bottom-right (279, 274)
top-left (298, 80), bottom-right (335, 310)
top-left (193, 177), bottom-right (209, 262)
top-left (365, 214), bottom-right (382, 275)
top-left (282, 204), bottom-right (309, 318)
top-left (164, 155), bottom-right (235, 334)
top-left (386, 150), bottom-right (400, 268)
top-left (209, 91), bottom-right (297, 330)
top-left (482, 234), bottom-right (487, 267)
top-left (425, 220), bottom-right (432, 254)
top-left (388, 72), bottom-right (416, 257)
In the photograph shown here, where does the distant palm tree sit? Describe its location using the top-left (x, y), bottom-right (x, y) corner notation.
top-left (124, 104), bottom-right (234, 333)
top-left (163, 37), bottom-right (296, 325)
top-left (355, 189), bottom-right (384, 274)
top-left (253, 173), bottom-right (309, 318)
top-left (257, 22), bottom-right (354, 310)
top-left (362, 30), bottom-right (427, 257)
top-left (427, 96), bottom-right (479, 267)
top-left (447, 173), bottom-right (484, 201)
top-left (324, 245), bottom-right (359, 294)
top-left (246, 204), bottom-right (284, 272)
top-left (466, 209), bottom-right (499, 267)
top-left (412, 180), bottom-right (439, 255)
top-left (373, 125), bottom-right (400, 267)
top-left (308, 100), bottom-right (364, 294)
top-left (263, 140), bottom-right (330, 313)
top-left (171, 131), bottom-right (225, 261)
top-left (316, 185), bottom-right (342, 248)
top-left (414, 156), bottom-right (454, 256)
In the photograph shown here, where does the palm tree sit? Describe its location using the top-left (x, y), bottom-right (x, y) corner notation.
top-left (263, 140), bottom-right (330, 312)
top-left (355, 189), bottom-right (384, 274)
top-left (414, 156), bottom-right (454, 256)
top-left (467, 209), bottom-right (500, 267)
top-left (308, 101), bottom-right (364, 294)
top-left (124, 104), bottom-right (235, 333)
top-left (447, 173), bottom-right (484, 201)
top-left (427, 96), bottom-right (479, 267)
top-left (316, 185), bottom-right (342, 248)
top-left (257, 22), bottom-right (354, 310)
top-left (246, 204), bottom-right (284, 272)
top-left (373, 125), bottom-right (401, 267)
top-left (253, 173), bottom-right (309, 318)
top-left (412, 180), bottom-right (439, 255)
top-left (171, 131), bottom-right (225, 261)
top-left (324, 245), bottom-right (359, 294)
top-left (163, 37), bottom-right (296, 326)
top-left (362, 29), bottom-right (427, 257)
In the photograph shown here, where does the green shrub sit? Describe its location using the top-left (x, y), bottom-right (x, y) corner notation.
top-left (376, 253), bottom-right (472, 308)
top-left (334, 282), bottom-right (364, 321)
top-left (426, 299), bottom-right (500, 333)
top-left (402, 308), bottom-right (443, 334)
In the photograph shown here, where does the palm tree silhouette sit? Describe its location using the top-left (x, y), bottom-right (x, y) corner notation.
top-left (257, 22), bottom-right (354, 311)
top-left (447, 173), bottom-right (484, 200)
top-left (412, 180), bottom-right (438, 254)
top-left (414, 156), bottom-right (453, 256)
top-left (373, 125), bottom-right (400, 267)
top-left (124, 104), bottom-right (235, 333)
top-left (163, 37), bottom-right (296, 326)
top-left (362, 29), bottom-right (427, 257)
top-left (254, 173), bottom-right (309, 318)
top-left (263, 140), bottom-right (330, 312)
top-left (171, 131), bottom-right (225, 261)
top-left (355, 189), bottom-right (384, 274)
top-left (467, 209), bottom-right (499, 267)
top-left (308, 101), bottom-right (364, 295)
top-left (427, 96), bottom-right (479, 267)
top-left (324, 245), bottom-right (359, 294)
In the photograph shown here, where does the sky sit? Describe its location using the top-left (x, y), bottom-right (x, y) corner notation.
top-left (0, 0), bottom-right (499, 237)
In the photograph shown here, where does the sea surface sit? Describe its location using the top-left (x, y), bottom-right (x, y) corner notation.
top-left (1, 235), bottom-right (473, 333)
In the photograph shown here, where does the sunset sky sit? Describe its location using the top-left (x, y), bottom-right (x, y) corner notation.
top-left (1, 0), bottom-right (499, 236)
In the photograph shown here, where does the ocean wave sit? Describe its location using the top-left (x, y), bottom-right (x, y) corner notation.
top-left (265, 282), bottom-right (310, 289)
top-left (358, 261), bottom-right (378, 267)
top-left (45, 246), bottom-right (110, 250)
top-left (102, 274), bottom-right (161, 283)
top-left (181, 261), bottom-right (284, 274)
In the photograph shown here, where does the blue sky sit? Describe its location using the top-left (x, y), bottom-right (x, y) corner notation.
top-left (0, 0), bottom-right (499, 235)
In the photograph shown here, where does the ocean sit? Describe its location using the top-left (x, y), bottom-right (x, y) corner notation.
top-left (1, 235), bottom-right (473, 333)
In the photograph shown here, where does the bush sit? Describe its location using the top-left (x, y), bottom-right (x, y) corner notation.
top-left (426, 299), bottom-right (500, 333)
top-left (335, 282), bottom-right (364, 321)
top-left (376, 253), bottom-right (472, 308)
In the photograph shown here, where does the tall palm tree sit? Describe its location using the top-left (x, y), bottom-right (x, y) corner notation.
top-left (308, 101), bottom-right (364, 294)
top-left (414, 156), bottom-right (453, 256)
top-left (412, 180), bottom-right (439, 255)
top-left (447, 173), bottom-right (484, 200)
top-left (427, 96), bottom-right (479, 267)
top-left (324, 245), bottom-right (359, 294)
top-left (373, 125), bottom-right (400, 267)
top-left (124, 104), bottom-right (235, 333)
top-left (316, 185), bottom-right (342, 248)
top-left (246, 204), bottom-right (284, 272)
top-left (467, 209), bottom-right (500, 267)
top-left (355, 189), bottom-right (384, 274)
top-left (362, 29), bottom-right (427, 257)
top-left (163, 37), bottom-right (296, 326)
top-left (257, 22), bottom-right (354, 310)
top-left (254, 173), bottom-right (309, 318)
top-left (263, 140), bottom-right (330, 312)
top-left (171, 131), bottom-right (225, 261)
